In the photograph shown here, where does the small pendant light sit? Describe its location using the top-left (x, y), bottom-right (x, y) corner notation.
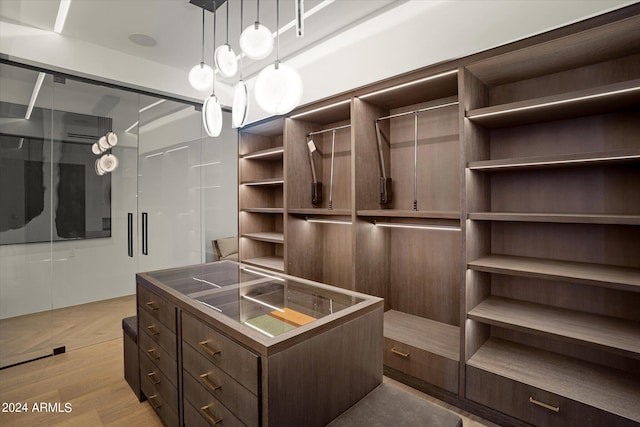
top-left (203, 4), bottom-right (223, 137)
top-left (214, 1), bottom-right (238, 78)
top-left (188, 8), bottom-right (214, 92)
top-left (233, 0), bottom-right (248, 128)
top-left (254, 0), bottom-right (303, 115)
top-left (239, 0), bottom-right (273, 60)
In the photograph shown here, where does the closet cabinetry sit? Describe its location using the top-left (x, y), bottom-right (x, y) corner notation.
top-left (238, 118), bottom-right (285, 272)
top-left (463, 11), bottom-right (640, 426)
top-left (352, 70), bottom-right (462, 394)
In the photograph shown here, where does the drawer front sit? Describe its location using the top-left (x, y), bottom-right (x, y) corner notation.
top-left (384, 338), bottom-right (459, 394)
top-left (138, 328), bottom-right (178, 386)
top-left (140, 372), bottom-right (179, 427)
top-left (139, 308), bottom-right (177, 360)
top-left (138, 284), bottom-right (177, 332)
top-left (466, 366), bottom-right (636, 427)
top-left (139, 349), bottom-right (179, 414)
top-left (182, 312), bottom-right (259, 395)
top-left (183, 342), bottom-right (258, 427)
top-left (183, 372), bottom-right (246, 427)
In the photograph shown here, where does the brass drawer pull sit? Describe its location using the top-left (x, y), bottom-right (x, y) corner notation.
top-left (147, 371), bottom-right (161, 385)
top-left (145, 301), bottom-right (159, 311)
top-left (147, 348), bottom-right (160, 360)
top-left (529, 396), bottom-right (560, 413)
top-left (147, 325), bottom-right (160, 336)
top-left (199, 340), bottom-right (221, 358)
top-left (199, 373), bottom-right (222, 394)
top-left (148, 394), bottom-right (162, 410)
top-left (391, 347), bottom-right (410, 358)
top-left (200, 404), bottom-right (222, 426)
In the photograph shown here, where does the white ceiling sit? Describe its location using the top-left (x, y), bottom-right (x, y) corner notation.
top-left (0, 0), bottom-right (404, 82)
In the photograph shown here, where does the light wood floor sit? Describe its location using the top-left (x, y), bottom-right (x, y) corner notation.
top-left (0, 296), bottom-right (499, 426)
top-left (0, 295), bottom-right (136, 368)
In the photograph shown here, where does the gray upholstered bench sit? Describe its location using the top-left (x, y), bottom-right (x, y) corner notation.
top-left (328, 383), bottom-right (463, 427)
top-left (122, 316), bottom-right (144, 402)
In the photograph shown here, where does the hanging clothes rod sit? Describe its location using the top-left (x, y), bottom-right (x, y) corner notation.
top-left (308, 123), bottom-right (351, 137)
top-left (376, 101), bottom-right (459, 122)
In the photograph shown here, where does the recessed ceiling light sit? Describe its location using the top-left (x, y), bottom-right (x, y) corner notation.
top-left (129, 33), bottom-right (157, 47)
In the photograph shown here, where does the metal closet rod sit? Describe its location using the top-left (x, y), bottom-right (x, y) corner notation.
top-left (376, 101), bottom-right (459, 122)
top-left (308, 124), bottom-right (351, 137)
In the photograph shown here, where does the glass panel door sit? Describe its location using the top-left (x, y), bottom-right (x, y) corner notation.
top-left (48, 77), bottom-right (140, 352)
top-left (137, 96), bottom-right (205, 272)
top-left (0, 64), bottom-right (54, 367)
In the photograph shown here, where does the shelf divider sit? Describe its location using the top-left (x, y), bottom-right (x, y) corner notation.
top-left (468, 212), bottom-right (640, 225)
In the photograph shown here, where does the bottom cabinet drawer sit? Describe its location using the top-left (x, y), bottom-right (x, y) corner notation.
top-left (466, 366), bottom-right (636, 427)
top-left (139, 350), bottom-right (179, 415)
top-left (384, 338), bottom-right (458, 394)
top-left (140, 372), bottom-right (179, 427)
top-left (183, 371), bottom-right (246, 427)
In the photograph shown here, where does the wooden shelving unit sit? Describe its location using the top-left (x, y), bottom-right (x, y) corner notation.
top-left (236, 7), bottom-right (640, 426)
top-left (463, 9), bottom-right (640, 426)
top-left (238, 118), bottom-right (286, 272)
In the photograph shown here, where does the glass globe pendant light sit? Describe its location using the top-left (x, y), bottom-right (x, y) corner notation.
top-left (214, 1), bottom-right (238, 78)
top-left (203, 6), bottom-right (222, 138)
top-left (239, 0), bottom-right (273, 60)
top-left (254, 0), bottom-right (303, 115)
top-left (233, 0), bottom-right (248, 128)
top-left (189, 9), bottom-right (214, 92)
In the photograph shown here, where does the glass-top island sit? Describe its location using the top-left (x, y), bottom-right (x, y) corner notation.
top-left (136, 261), bottom-right (383, 426)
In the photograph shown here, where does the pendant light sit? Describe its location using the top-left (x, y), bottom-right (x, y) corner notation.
top-left (214, 1), bottom-right (238, 78)
top-left (239, 0), bottom-right (273, 60)
top-left (254, 0), bottom-right (303, 115)
top-left (189, 9), bottom-right (214, 92)
top-left (203, 5), bottom-right (222, 137)
top-left (233, 0), bottom-right (248, 128)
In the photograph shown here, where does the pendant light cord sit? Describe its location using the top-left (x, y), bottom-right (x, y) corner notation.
top-left (276, 0), bottom-right (280, 69)
top-left (255, 0), bottom-right (260, 29)
top-left (239, 0), bottom-right (244, 79)
top-left (211, 2), bottom-right (217, 95)
top-left (226, 1), bottom-right (230, 50)
top-left (201, 9), bottom-right (205, 64)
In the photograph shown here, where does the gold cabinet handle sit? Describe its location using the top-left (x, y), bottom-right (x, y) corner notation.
top-left (529, 396), bottom-right (560, 413)
top-left (147, 371), bottom-right (160, 385)
top-left (146, 348), bottom-right (160, 361)
top-left (200, 404), bottom-right (222, 426)
top-left (199, 373), bottom-right (222, 394)
top-left (145, 301), bottom-right (159, 311)
top-left (147, 325), bottom-right (160, 336)
top-left (199, 340), bottom-right (221, 358)
top-left (391, 347), bottom-right (410, 358)
top-left (148, 394), bottom-right (162, 410)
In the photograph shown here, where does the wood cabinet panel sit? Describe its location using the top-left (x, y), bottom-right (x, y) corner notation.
top-left (182, 374), bottom-right (245, 427)
top-left (138, 308), bottom-right (177, 360)
top-left (138, 327), bottom-right (178, 387)
top-left (138, 285), bottom-right (176, 333)
top-left (139, 348), bottom-right (179, 414)
top-left (140, 374), bottom-right (179, 427)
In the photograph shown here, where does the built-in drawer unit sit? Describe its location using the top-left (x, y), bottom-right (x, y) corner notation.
top-left (138, 284), bottom-right (177, 333)
top-left (183, 370), bottom-right (247, 427)
top-left (138, 308), bottom-right (177, 361)
top-left (181, 311), bottom-right (259, 395)
top-left (140, 370), bottom-right (179, 427)
top-left (138, 329), bottom-right (178, 387)
top-left (182, 342), bottom-right (258, 426)
top-left (384, 338), bottom-right (458, 394)
top-left (466, 366), bottom-right (637, 427)
top-left (139, 349), bottom-right (179, 415)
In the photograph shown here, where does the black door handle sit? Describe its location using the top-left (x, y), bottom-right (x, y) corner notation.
top-left (142, 212), bottom-right (148, 255)
top-left (127, 213), bottom-right (133, 257)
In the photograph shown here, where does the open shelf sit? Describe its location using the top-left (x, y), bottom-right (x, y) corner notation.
top-left (468, 212), bottom-right (640, 225)
top-left (468, 148), bottom-right (640, 171)
top-left (469, 296), bottom-right (640, 359)
top-left (358, 210), bottom-right (460, 219)
top-left (384, 310), bottom-right (459, 361)
top-left (240, 146), bottom-right (284, 160)
top-left (468, 254), bottom-right (640, 291)
top-left (241, 232), bottom-right (284, 244)
top-left (466, 79), bottom-right (640, 128)
top-left (241, 178), bottom-right (284, 186)
top-left (241, 208), bottom-right (284, 214)
top-left (288, 208), bottom-right (352, 216)
top-left (242, 256), bottom-right (284, 272)
top-left (467, 338), bottom-right (640, 423)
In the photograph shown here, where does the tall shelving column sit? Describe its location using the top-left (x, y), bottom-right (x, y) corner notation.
top-left (463, 12), bottom-right (640, 426)
top-left (285, 100), bottom-right (354, 289)
top-left (352, 69), bottom-right (463, 395)
top-left (238, 118), bottom-right (285, 272)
